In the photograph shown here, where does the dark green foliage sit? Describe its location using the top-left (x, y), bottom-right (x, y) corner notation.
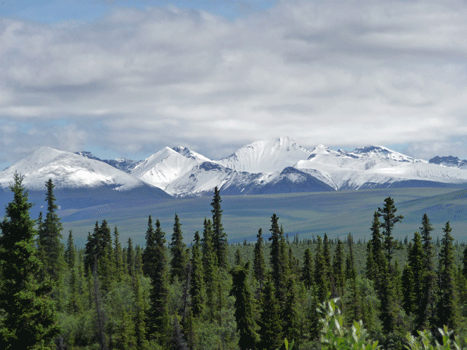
top-left (258, 276), bottom-right (283, 350)
top-left (283, 277), bottom-right (300, 347)
top-left (269, 214), bottom-right (288, 304)
top-left (142, 215), bottom-right (156, 278)
top-left (148, 219), bottom-right (171, 346)
top-left (37, 179), bottom-right (65, 283)
top-left (402, 263), bottom-right (416, 314)
top-left (127, 236), bottom-right (135, 277)
top-left (0, 173), bottom-right (60, 350)
top-left (64, 230), bottom-right (76, 269)
top-left (377, 197), bottom-right (403, 265)
top-left (234, 248), bottom-right (244, 266)
top-left (419, 213), bottom-right (436, 329)
top-left (301, 248), bottom-right (313, 290)
top-left (202, 218), bottom-right (218, 322)
top-left (170, 214), bottom-right (188, 282)
top-left (190, 231), bottom-right (205, 317)
top-left (437, 221), bottom-right (460, 330)
top-left (404, 232), bottom-right (424, 325)
top-left (113, 226), bottom-right (124, 282)
top-left (253, 228), bottom-right (266, 292)
top-left (333, 239), bottom-right (345, 297)
top-left (211, 187), bottom-right (228, 269)
top-left (314, 236), bottom-right (330, 303)
top-left (230, 262), bottom-right (259, 350)
top-left (170, 317), bottom-right (187, 350)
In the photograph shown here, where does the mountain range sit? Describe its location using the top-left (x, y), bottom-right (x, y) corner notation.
top-left (1, 137), bottom-right (467, 197)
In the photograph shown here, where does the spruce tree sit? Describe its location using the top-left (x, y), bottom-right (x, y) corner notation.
top-left (437, 221), bottom-right (460, 329)
top-left (170, 214), bottom-right (188, 282)
top-left (269, 214), bottom-right (288, 304)
top-left (142, 215), bottom-right (156, 278)
top-left (148, 219), bottom-right (171, 346)
top-left (113, 226), bottom-right (124, 282)
top-left (37, 179), bottom-right (65, 283)
top-left (211, 187), bottom-right (228, 269)
top-left (127, 237), bottom-right (135, 277)
top-left (283, 277), bottom-right (300, 347)
top-left (377, 197), bottom-right (403, 265)
top-left (419, 213), bottom-right (436, 328)
top-left (332, 238), bottom-right (345, 297)
top-left (258, 276), bottom-right (283, 350)
top-left (0, 173), bottom-right (60, 349)
top-left (202, 218), bottom-right (218, 322)
top-left (314, 235), bottom-right (330, 303)
top-left (301, 248), bottom-right (313, 290)
top-left (190, 231), bottom-right (205, 317)
top-left (64, 230), bottom-right (76, 269)
top-left (253, 228), bottom-right (266, 292)
top-left (230, 262), bottom-right (260, 350)
top-left (406, 232), bottom-right (424, 321)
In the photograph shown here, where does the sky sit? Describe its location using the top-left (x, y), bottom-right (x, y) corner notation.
top-left (1, 0), bottom-right (467, 170)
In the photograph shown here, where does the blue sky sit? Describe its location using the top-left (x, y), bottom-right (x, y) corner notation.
top-left (0, 0), bottom-right (278, 23)
top-left (1, 0), bottom-right (467, 169)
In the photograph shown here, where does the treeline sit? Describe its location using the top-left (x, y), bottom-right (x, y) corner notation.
top-left (1, 174), bottom-right (467, 349)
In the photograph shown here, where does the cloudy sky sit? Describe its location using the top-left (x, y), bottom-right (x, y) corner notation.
top-left (1, 0), bottom-right (467, 170)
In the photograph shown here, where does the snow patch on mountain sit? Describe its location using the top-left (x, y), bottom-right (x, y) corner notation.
top-left (0, 147), bottom-right (147, 191)
top-left (218, 136), bottom-right (311, 174)
top-left (296, 145), bottom-right (467, 190)
top-left (131, 146), bottom-right (211, 191)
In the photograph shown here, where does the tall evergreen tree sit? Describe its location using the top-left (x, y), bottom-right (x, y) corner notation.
top-left (377, 197), bottom-right (403, 265)
top-left (211, 187), bottom-right (228, 269)
top-left (301, 248), bottom-right (313, 290)
top-left (148, 219), bottom-right (171, 346)
top-left (64, 230), bottom-right (76, 269)
top-left (367, 211), bottom-right (385, 285)
top-left (113, 226), bottom-right (124, 282)
top-left (314, 235), bottom-right (330, 303)
top-left (283, 277), bottom-right (300, 347)
top-left (37, 179), bottom-right (65, 283)
top-left (269, 214), bottom-right (288, 304)
top-left (142, 215), bottom-right (156, 278)
top-left (190, 231), bottom-right (205, 317)
top-left (419, 213), bottom-right (436, 329)
top-left (170, 214), bottom-right (188, 282)
top-left (405, 232), bottom-right (424, 321)
top-left (0, 173), bottom-right (60, 349)
top-left (127, 236), bottom-right (135, 277)
top-left (332, 238), bottom-right (345, 297)
top-left (253, 228), bottom-right (267, 292)
top-left (258, 276), bottom-right (283, 350)
top-left (201, 218), bottom-right (218, 322)
top-left (344, 233), bottom-right (361, 323)
top-left (437, 221), bottom-right (460, 329)
top-left (230, 262), bottom-right (260, 350)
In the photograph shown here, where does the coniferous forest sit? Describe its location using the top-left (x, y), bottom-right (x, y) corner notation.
top-left (3, 173), bottom-right (467, 349)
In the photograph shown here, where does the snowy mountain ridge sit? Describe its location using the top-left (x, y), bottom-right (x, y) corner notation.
top-left (0, 147), bottom-right (152, 191)
top-left (2, 138), bottom-right (467, 197)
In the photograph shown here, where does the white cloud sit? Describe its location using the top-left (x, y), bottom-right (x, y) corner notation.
top-left (1, 0), bottom-right (467, 162)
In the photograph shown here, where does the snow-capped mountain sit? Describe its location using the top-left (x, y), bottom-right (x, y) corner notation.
top-left (218, 136), bottom-right (311, 174)
top-left (75, 151), bottom-right (142, 172)
top-left (130, 146), bottom-right (211, 191)
top-left (0, 147), bottom-right (155, 191)
top-left (296, 145), bottom-right (467, 190)
top-left (3, 138), bottom-right (467, 198)
top-left (429, 156), bottom-right (467, 169)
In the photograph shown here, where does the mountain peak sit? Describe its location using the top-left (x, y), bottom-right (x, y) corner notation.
top-left (429, 155), bottom-right (467, 169)
top-left (218, 137), bottom-right (310, 174)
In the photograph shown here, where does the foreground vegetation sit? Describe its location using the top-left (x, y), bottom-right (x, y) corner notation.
top-left (2, 174), bottom-right (467, 349)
